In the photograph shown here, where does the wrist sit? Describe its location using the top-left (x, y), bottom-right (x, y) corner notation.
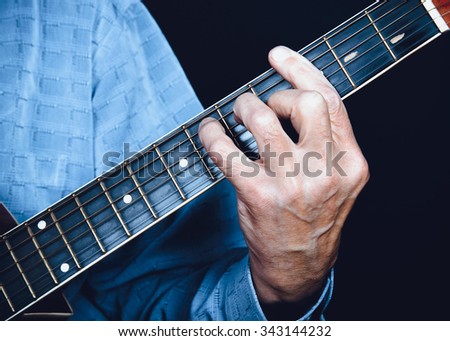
top-left (249, 253), bottom-right (326, 305)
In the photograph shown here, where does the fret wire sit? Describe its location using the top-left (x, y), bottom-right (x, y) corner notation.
top-left (25, 224), bottom-right (58, 284)
top-left (4, 151), bottom-right (212, 292)
top-left (183, 126), bottom-right (215, 180)
top-left (2, 122), bottom-right (227, 255)
top-left (216, 2), bottom-right (429, 111)
top-left (0, 141), bottom-right (214, 273)
top-left (154, 145), bottom-right (187, 200)
top-left (0, 1), bottom-right (400, 250)
top-left (230, 1), bottom-right (386, 90)
top-left (90, 144), bottom-right (221, 236)
top-left (2, 5), bottom-right (442, 317)
top-left (323, 36), bottom-right (357, 89)
top-left (49, 210), bottom-right (81, 269)
top-left (228, 2), bottom-right (426, 107)
top-left (4, 144), bottom-right (220, 292)
top-left (4, 239), bottom-right (36, 298)
top-left (1, 4), bottom-right (439, 294)
top-left (7, 157), bottom-right (223, 302)
top-left (247, 83), bottom-right (257, 96)
top-left (308, 2), bottom-right (424, 82)
top-left (8, 28), bottom-right (448, 322)
top-left (5, 110), bottom-right (240, 269)
top-left (203, 5), bottom-right (421, 128)
top-left (6, 136), bottom-right (230, 300)
top-left (72, 2), bottom-right (427, 230)
top-left (1, 2), bottom-right (404, 252)
top-left (243, 2), bottom-right (414, 101)
top-left (307, 1), bottom-right (405, 64)
top-left (213, 2), bottom-right (418, 120)
top-left (222, 1), bottom-right (391, 96)
top-left (73, 195), bottom-right (106, 253)
top-left (366, 10), bottom-right (398, 61)
top-left (68, 146), bottom-right (209, 242)
top-left (0, 5), bottom-right (390, 262)
top-left (3, 1), bottom-right (440, 294)
top-left (98, 180), bottom-right (131, 236)
top-left (8, 2), bottom-right (435, 282)
top-left (326, 15), bottom-right (437, 92)
top-left (339, 19), bottom-right (437, 92)
top-left (318, 15), bottom-right (439, 105)
top-left (125, 164), bottom-right (159, 219)
top-left (0, 1), bottom-right (426, 266)
top-left (295, 1), bottom-right (386, 54)
top-left (0, 285), bottom-right (15, 312)
top-left (214, 105), bottom-right (240, 146)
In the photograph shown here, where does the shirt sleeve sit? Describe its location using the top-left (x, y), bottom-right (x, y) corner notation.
top-left (190, 253), bottom-right (334, 321)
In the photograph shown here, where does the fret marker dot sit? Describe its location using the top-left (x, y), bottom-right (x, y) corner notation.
top-left (390, 33), bottom-right (405, 45)
top-left (344, 51), bottom-right (358, 63)
top-left (123, 194), bottom-right (133, 204)
top-left (37, 220), bottom-right (47, 230)
top-left (179, 158), bottom-right (188, 169)
top-left (60, 263), bottom-right (70, 273)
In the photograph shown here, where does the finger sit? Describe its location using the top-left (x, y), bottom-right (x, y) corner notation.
top-left (233, 93), bottom-right (293, 158)
top-left (269, 46), bottom-right (328, 92)
top-left (268, 46), bottom-right (356, 145)
top-left (267, 89), bottom-right (333, 146)
top-left (198, 118), bottom-right (257, 187)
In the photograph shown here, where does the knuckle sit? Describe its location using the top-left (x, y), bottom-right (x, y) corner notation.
top-left (234, 93), bottom-right (257, 111)
top-left (320, 87), bottom-right (342, 114)
top-left (347, 153), bottom-right (370, 185)
top-left (356, 157), bottom-right (370, 183)
top-left (287, 59), bottom-right (309, 78)
top-left (295, 90), bottom-right (327, 115)
top-left (302, 90), bottom-right (326, 105)
top-left (249, 111), bottom-right (280, 137)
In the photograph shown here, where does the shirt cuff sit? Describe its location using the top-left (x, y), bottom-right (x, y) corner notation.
top-left (226, 255), bottom-right (334, 321)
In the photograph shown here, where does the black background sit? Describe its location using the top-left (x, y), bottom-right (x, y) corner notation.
top-left (143, 0), bottom-right (450, 320)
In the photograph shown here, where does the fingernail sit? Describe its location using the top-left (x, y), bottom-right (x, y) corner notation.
top-left (271, 46), bottom-right (291, 63)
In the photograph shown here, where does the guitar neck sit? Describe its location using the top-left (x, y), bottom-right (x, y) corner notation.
top-left (1, 0), bottom-right (448, 321)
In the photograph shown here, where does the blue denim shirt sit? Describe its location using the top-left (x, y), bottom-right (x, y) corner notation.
top-left (0, 0), bottom-right (332, 320)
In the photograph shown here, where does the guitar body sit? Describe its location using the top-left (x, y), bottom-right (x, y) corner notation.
top-left (0, 203), bottom-right (73, 320)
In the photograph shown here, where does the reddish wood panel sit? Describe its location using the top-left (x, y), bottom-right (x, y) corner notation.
top-left (433, 0), bottom-right (450, 26)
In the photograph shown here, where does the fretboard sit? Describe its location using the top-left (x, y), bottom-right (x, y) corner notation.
top-left (1, 0), bottom-right (448, 321)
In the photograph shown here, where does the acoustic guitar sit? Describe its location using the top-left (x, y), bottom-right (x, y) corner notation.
top-left (1, 0), bottom-right (449, 320)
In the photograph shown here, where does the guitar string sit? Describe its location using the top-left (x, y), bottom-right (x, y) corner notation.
top-left (1, 119), bottom-right (260, 282)
top-left (0, 4), bottom-right (443, 302)
top-left (9, 133), bottom-right (262, 305)
top-left (0, 1), bottom-right (390, 238)
top-left (0, 3), bottom-right (438, 272)
top-left (2, 13), bottom-right (441, 302)
top-left (0, 4), bottom-right (408, 258)
top-left (6, 2), bottom-right (446, 314)
top-left (0, 0), bottom-right (411, 254)
top-left (0, 6), bottom-right (439, 278)
top-left (222, 8), bottom-right (438, 132)
top-left (321, 12), bottom-right (439, 95)
top-left (27, 9), bottom-right (444, 275)
top-left (332, 20), bottom-right (438, 96)
top-left (0, 133), bottom-right (234, 279)
top-left (311, 2), bottom-right (426, 83)
top-left (4, 165), bottom-right (228, 311)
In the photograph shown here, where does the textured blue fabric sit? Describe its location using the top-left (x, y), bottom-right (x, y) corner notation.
top-left (0, 0), bottom-right (332, 320)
